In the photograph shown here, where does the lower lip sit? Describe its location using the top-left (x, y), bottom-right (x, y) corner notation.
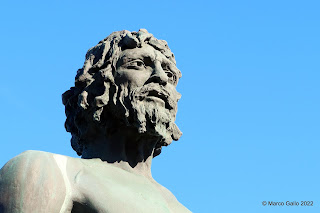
top-left (145, 96), bottom-right (165, 105)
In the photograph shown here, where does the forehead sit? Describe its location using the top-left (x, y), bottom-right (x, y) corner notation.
top-left (119, 44), bottom-right (175, 65)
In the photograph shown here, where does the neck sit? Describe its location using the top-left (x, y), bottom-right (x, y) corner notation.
top-left (81, 127), bottom-right (160, 179)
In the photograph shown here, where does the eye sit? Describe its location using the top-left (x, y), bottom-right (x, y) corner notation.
top-left (162, 63), bottom-right (177, 85)
top-left (165, 71), bottom-right (177, 85)
top-left (123, 59), bottom-right (145, 70)
top-left (136, 61), bottom-right (144, 67)
top-left (167, 72), bottom-right (173, 78)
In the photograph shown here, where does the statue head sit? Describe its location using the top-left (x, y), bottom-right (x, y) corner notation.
top-left (62, 29), bottom-right (182, 158)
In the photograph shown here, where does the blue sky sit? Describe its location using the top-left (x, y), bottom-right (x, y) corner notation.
top-left (1, 1), bottom-right (319, 212)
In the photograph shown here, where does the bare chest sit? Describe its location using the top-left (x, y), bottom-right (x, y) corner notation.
top-left (71, 168), bottom-right (176, 213)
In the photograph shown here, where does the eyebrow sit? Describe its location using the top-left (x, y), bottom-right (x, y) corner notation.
top-left (118, 51), bottom-right (181, 77)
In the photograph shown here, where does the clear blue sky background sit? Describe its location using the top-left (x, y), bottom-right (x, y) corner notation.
top-left (1, 1), bottom-right (319, 212)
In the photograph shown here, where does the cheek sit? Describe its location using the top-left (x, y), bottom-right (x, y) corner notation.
top-left (166, 84), bottom-right (181, 100)
top-left (115, 69), bottom-right (152, 87)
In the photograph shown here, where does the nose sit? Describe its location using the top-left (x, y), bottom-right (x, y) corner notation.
top-left (147, 61), bottom-right (168, 85)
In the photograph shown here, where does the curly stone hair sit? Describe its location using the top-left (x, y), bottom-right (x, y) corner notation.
top-left (62, 29), bottom-right (182, 157)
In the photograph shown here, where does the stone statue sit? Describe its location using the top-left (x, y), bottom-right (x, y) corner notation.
top-left (0, 29), bottom-right (191, 213)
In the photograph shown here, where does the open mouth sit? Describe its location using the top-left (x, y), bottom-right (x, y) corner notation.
top-left (144, 90), bottom-right (172, 109)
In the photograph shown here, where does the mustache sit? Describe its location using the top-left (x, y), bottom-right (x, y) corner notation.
top-left (130, 83), bottom-right (177, 110)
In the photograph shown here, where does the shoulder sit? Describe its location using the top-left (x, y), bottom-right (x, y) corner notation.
top-left (3, 150), bottom-right (56, 164)
top-left (0, 150), bottom-right (58, 178)
top-left (0, 150), bottom-right (67, 179)
top-left (155, 183), bottom-right (192, 213)
top-left (0, 150), bottom-right (68, 213)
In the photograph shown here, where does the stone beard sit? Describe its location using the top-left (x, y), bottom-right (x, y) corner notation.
top-left (118, 81), bottom-right (181, 144)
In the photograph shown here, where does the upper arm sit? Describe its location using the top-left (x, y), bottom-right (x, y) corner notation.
top-left (0, 151), bottom-right (66, 213)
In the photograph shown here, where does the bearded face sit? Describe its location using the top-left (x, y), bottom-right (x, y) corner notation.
top-left (113, 45), bottom-right (182, 147)
top-left (63, 30), bottom-right (182, 157)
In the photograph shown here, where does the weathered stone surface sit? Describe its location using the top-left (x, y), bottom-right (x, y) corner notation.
top-left (0, 29), bottom-right (190, 213)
